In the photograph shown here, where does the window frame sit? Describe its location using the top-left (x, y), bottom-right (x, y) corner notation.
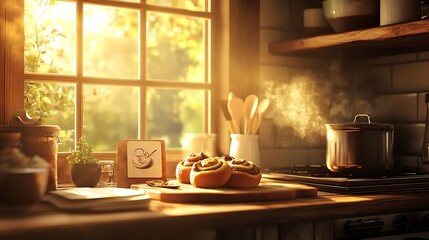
top-left (1, 0), bottom-right (261, 166)
top-left (22, 0), bottom-right (216, 161)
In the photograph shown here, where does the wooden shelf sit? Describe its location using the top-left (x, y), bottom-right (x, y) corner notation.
top-left (269, 19), bottom-right (429, 59)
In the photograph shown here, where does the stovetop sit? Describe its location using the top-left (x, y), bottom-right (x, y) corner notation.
top-left (264, 165), bottom-right (429, 194)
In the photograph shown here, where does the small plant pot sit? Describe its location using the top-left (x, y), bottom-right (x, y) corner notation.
top-left (71, 164), bottom-right (101, 187)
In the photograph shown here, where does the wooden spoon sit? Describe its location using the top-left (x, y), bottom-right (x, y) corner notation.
top-left (250, 99), bottom-right (270, 134)
top-left (227, 92), bottom-right (235, 103)
top-left (243, 95), bottom-right (259, 134)
top-left (220, 100), bottom-right (234, 133)
top-left (227, 96), bottom-right (244, 134)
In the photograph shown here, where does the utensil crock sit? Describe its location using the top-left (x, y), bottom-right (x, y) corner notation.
top-left (229, 134), bottom-right (261, 166)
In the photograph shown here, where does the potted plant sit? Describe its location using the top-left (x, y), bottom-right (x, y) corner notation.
top-left (66, 136), bottom-right (100, 187)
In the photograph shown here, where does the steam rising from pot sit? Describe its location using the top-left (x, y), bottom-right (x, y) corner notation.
top-left (265, 75), bottom-right (328, 142)
top-left (264, 61), bottom-right (373, 144)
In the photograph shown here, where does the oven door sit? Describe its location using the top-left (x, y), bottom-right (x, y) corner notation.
top-left (364, 232), bottom-right (429, 240)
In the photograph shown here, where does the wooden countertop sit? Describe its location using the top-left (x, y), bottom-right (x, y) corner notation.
top-left (1, 181), bottom-right (429, 239)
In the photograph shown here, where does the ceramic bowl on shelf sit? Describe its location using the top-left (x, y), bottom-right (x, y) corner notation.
top-left (0, 167), bottom-right (49, 207)
top-left (322, 0), bottom-right (380, 33)
top-left (0, 148), bottom-right (49, 208)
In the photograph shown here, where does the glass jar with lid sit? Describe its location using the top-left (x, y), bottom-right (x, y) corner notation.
top-left (98, 160), bottom-right (115, 186)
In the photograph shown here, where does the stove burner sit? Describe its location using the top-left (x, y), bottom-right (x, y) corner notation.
top-left (271, 164), bottom-right (351, 177)
top-left (269, 164), bottom-right (420, 178)
top-left (265, 165), bottom-right (429, 194)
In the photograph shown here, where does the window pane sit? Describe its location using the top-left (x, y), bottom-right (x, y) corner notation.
top-left (146, 0), bottom-right (206, 11)
top-left (24, 82), bottom-right (76, 152)
top-left (24, 0), bottom-right (76, 74)
top-left (83, 85), bottom-right (139, 151)
top-left (83, 5), bottom-right (139, 79)
top-left (147, 12), bottom-right (205, 82)
top-left (147, 88), bottom-right (205, 148)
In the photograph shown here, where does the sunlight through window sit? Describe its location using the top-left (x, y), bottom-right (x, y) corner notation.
top-left (24, 0), bottom-right (213, 152)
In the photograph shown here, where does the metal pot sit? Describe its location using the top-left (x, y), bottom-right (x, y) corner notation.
top-left (325, 114), bottom-right (394, 177)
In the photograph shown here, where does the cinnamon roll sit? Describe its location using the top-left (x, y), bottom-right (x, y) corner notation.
top-left (225, 158), bottom-right (261, 188)
top-left (176, 152), bottom-right (209, 183)
top-left (220, 155), bottom-right (235, 161)
top-left (190, 157), bottom-right (231, 188)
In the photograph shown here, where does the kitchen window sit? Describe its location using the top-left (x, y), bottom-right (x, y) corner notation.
top-left (23, 0), bottom-right (213, 158)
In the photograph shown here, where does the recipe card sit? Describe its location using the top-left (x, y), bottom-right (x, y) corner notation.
top-left (116, 140), bottom-right (167, 188)
top-left (126, 140), bottom-right (162, 178)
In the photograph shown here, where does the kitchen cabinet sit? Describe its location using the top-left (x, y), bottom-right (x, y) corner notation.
top-left (269, 19), bottom-right (429, 59)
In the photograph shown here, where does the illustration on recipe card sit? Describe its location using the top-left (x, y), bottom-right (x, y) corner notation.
top-left (127, 141), bottom-right (162, 178)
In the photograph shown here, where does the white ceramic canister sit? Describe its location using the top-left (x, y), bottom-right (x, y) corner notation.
top-left (181, 133), bottom-right (217, 157)
top-left (303, 8), bottom-right (332, 36)
top-left (380, 0), bottom-right (421, 26)
top-left (229, 134), bottom-right (261, 166)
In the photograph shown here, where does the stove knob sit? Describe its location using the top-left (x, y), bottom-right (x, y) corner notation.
top-left (344, 218), bottom-right (383, 236)
top-left (392, 214), bottom-right (409, 231)
top-left (423, 213), bottom-right (429, 227)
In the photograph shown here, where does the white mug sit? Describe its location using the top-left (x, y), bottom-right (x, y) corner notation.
top-left (304, 8), bottom-right (329, 28)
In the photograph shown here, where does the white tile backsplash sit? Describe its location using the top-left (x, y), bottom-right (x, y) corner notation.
top-left (260, 64), bottom-right (292, 83)
top-left (260, 29), bottom-right (331, 68)
top-left (259, 1), bottom-right (429, 168)
top-left (394, 123), bottom-right (425, 156)
top-left (307, 148), bottom-right (326, 165)
top-left (393, 61), bottom-right (429, 92)
top-left (260, 0), bottom-right (290, 29)
top-left (361, 53), bottom-right (417, 66)
top-left (260, 148), bottom-right (311, 169)
top-left (373, 94), bottom-right (418, 122)
top-left (351, 65), bottom-right (392, 93)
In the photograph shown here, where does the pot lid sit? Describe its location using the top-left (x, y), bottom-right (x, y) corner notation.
top-left (326, 114), bottom-right (394, 131)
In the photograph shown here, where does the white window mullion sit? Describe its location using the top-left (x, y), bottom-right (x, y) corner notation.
top-left (76, 0), bottom-right (84, 142)
top-left (140, 8), bottom-right (146, 140)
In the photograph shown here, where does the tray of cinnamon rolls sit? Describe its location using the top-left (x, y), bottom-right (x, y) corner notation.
top-left (131, 152), bottom-right (317, 203)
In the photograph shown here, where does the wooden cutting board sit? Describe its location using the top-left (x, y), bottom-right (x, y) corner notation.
top-left (131, 180), bottom-right (317, 203)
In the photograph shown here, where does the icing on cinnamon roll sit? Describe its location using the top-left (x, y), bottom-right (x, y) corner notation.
top-left (184, 152), bottom-right (209, 165)
top-left (220, 155), bottom-right (235, 161)
top-left (225, 158), bottom-right (261, 188)
top-left (228, 158), bottom-right (261, 175)
top-left (192, 157), bottom-right (224, 172)
top-left (176, 152), bottom-right (209, 184)
top-left (190, 157), bottom-right (231, 188)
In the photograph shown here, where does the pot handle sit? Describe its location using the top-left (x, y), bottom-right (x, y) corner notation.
top-left (353, 114), bottom-right (371, 124)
